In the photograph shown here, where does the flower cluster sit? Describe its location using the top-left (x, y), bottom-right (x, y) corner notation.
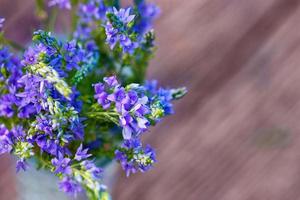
top-left (52, 145), bottom-right (103, 197)
top-left (94, 76), bottom-right (152, 140)
top-left (93, 76), bottom-right (186, 176)
top-left (74, 0), bottom-right (107, 41)
top-left (115, 138), bottom-right (156, 176)
top-left (134, 0), bottom-right (160, 35)
top-left (105, 8), bottom-right (137, 54)
top-left (0, 1), bottom-right (186, 199)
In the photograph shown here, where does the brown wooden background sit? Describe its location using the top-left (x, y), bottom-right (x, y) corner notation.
top-left (2, 0), bottom-right (300, 199)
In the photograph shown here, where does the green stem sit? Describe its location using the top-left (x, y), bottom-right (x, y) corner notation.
top-left (86, 111), bottom-right (119, 125)
top-left (47, 8), bottom-right (58, 32)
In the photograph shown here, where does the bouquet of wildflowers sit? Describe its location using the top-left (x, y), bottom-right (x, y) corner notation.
top-left (0, 0), bottom-right (186, 199)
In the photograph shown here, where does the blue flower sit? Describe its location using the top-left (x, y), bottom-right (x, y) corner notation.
top-left (75, 144), bottom-right (91, 161)
top-left (104, 7), bottom-right (137, 54)
top-left (0, 125), bottom-right (12, 154)
top-left (59, 177), bottom-right (82, 196)
top-left (0, 18), bottom-right (5, 29)
top-left (48, 0), bottom-right (71, 10)
top-left (16, 159), bottom-right (29, 172)
top-left (51, 154), bottom-right (72, 175)
top-left (21, 47), bottom-right (39, 66)
top-left (115, 138), bottom-right (156, 176)
top-left (82, 160), bottom-right (103, 179)
top-left (134, 1), bottom-right (160, 35)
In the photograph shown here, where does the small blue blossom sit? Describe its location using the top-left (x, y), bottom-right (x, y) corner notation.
top-left (16, 74), bottom-right (48, 118)
top-left (115, 138), bottom-right (156, 177)
top-left (21, 47), bottom-right (39, 66)
top-left (82, 160), bottom-right (103, 179)
top-left (0, 124), bottom-right (12, 154)
top-left (75, 144), bottom-right (91, 161)
top-left (134, 1), bottom-right (160, 35)
top-left (105, 7), bottom-right (137, 54)
top-left (59, 177), bottom-right (82, 196)
top-left (16, 159), bottom-right (29, 172)
top-left (0, 18), bottom-right (5, 30)
top-left (48, 0), bottom-right (71, 10)
top-left (51, 154), bottom-right (72, 175)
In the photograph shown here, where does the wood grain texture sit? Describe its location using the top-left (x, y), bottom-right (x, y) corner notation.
top-left (1, 0), bottom-right (300, 200)
top-left (113, 0), bottom-right (300, 200)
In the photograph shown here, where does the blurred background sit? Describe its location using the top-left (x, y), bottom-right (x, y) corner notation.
top-left (1, 0), bottom-right (300, 199)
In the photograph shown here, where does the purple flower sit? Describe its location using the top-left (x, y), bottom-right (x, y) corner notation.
top-left (59, 177), bottom-right (82, 196)
top-left (112, 7), bottom-right (135, 24)
top-left (104, 8), bottom-right (137, 53)
top-left (0, 137), bottom-right (12, 154)
top-left (108, 87), bottom-right (127, 103)
top-left (94, 92), bottom-right (111, 109)
top-left (134, 1), bottom-right (160, 35)
top-left (119, 34), bottom-right (137, 54)
top-left (0, 124), bottom-right (12, 154)
top-left (48, 0), bottom-right (71, 10)
top-left (0, 124), bottom-right (13, 154)
top-left (119, 114), bottom-right (133, 139)
top-left (36, 116), bottom-right (53, 134)
top-left (75, 144), bottom-right (91, 161)
top-left (115, 139), bottom-right (156, 176)
top-left (0, 18), bottom-right (5, 29)
top-left (16, 159), bottom-right (29, 172)
top-left (21, 47), bottom-right (39, 66)
top-left (16, 74), bottom-right (48, 117)
top-left (0, 94), bottom-right (16, 118)
top-left (36, 136), bottom-right (63, 156)
top-left (11, 126), bottom-right (25, 141)
top-left (94, 76), bottom-right (153, 139)
top-left (82, 160), bottom-right (103, 179)
top-left (103, 75), bottom-right (118, 87)
top-left (51, 154), bottom-right (72, 175)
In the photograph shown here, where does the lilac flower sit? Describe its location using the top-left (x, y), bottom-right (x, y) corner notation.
top-left (0, 125), bottom-right (12, 154)
top-left (48, 0), bottom-right (71, 10)
top-left (21, 47), bottom-right (39, 66)
top-left (115, 139), bottom-right (156, 176)
top-left (119, 34), bottom-right (137, 54)
top-left (108, 87), bottom-right (127, 103)
top-left (63, 40), bottom-right (83, 71)
top-left (0, 18), bottom-right (5, 29)
top-left (103, 75), bottom-right (118, 87)
top-left (82, 160), bottom-right (103, 179)
top-left (104, 8), bottom-right (137, 53)
top-left (16, 74), bottom-right (48, 118)
top-left (51, 154), bottom-right (72, 175)
top-left (112, 8), bottom-right (135, 24)
top-left (94, 76), bottom-right (152, 139)
top-left (36, 136), bottom-right (63, 156)
top-left (0, 94), bottom-right (16, 117)
top-left (94, 83), bottom-right (111, 109)
top-left (134, 1), bottom-right (160, 35)
top-left (0, 137), bottom-right (13, 154)
top-left (74, 0), bottom-right (106, 42)
top-left (36, 116), bottom-right (53, 134)
top-left (16, 159), bottom-right (29, 172)
top-left (59, 177), bottom-right (82, 196)
top-left (75, 144), bottom-right (91, 161)
top-left (0, 47), bottom-right (22, 85)
top-left (145, 80), bottom-right (175, 117)
top-left (11, 125), bottom-right (25, 141)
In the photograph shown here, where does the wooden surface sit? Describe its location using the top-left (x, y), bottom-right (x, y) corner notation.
top-left (2, 0), bottom-right (300, 200)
